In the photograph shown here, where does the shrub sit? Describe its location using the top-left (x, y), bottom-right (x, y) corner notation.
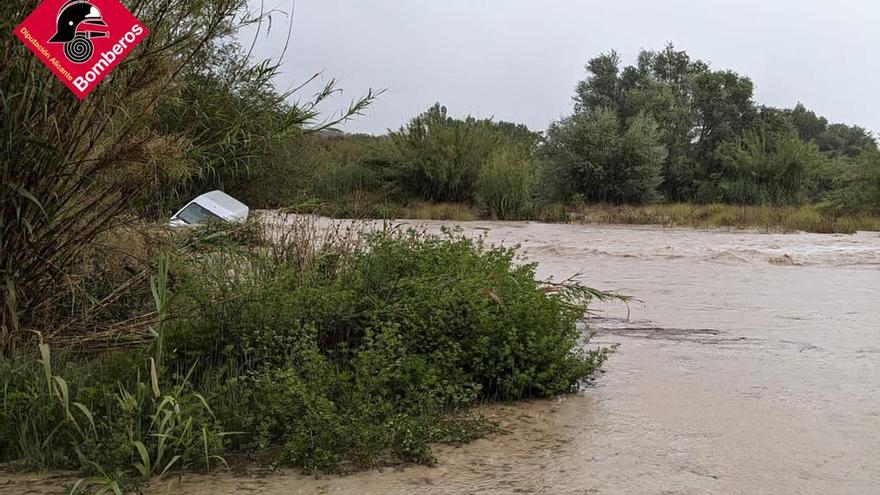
top-left (162, 222), bottom-right (615, 470)
top-left (476, 146), bottom-right (535, 219)
top-left (831, 150), bottom-right (880, 214)
top-left (0, 343), bottom-right (224, 484)
top-left (314, 165), bottom-right (383, 199)
top-left (700, 130), bottom-right (829, 205)
top-left (542, 108), bottom-right (666, 204)
top-left (390, 104), bottom-right (502, 202)
top-left (231, 135), bottom-right (398, 209)
top-left (1, 219), bottom-right (617, 481)
top-left (389, 104), bottom-right (540, 204)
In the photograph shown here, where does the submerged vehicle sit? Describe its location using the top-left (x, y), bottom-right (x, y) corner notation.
top-left (169, 190), bottom-right (249, 227)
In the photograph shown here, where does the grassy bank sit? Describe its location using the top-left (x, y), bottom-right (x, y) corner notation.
top-left (569, 203), bottom-right (880, 234)
top-left (0, 219), bottom-right (616, 492)
top-left (288, 197), bottom-right (880, 234)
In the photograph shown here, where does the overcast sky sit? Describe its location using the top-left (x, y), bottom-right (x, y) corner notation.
top-left (245, 0), bottom-right (879, 136)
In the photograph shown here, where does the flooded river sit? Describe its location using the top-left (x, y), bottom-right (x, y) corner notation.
top-left (7, 221), bottom-right (880, 494)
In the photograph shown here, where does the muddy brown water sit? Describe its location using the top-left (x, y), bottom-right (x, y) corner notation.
top-left (4, 221), bottom-right (880, 494)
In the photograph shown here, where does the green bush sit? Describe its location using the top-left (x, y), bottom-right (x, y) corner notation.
top-left (314, 165), bottom-right (383, 199)
top-left (542, 108), bottom-right (666, 204)
top-left (476, 146), bottom-right (535, 219)
top-left (164, 225), bottom-right (614, 470)
top-left (231, 135), bottom-right (399, 209)
top-left (1, 222), bottom-right (616, 481)
top-left (389, 104), bottom-right (541, 204)
top-left (831, 150), bottom-right (880, 214)
top-left (390, 104), bottom-right (501, 202)
top-left (699, 130), bottom-right (829, 205)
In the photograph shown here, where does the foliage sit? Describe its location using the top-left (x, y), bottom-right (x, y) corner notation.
top-left (388, 104), bottom-right (501, 202)
top-left (159, 222), bottom-right (616, 471)
top-left (831, 150), bottom-right (880, 214)
top-left (540, 43), bottom-right (877, 211)
top-left (1, 221), bottom-right (616, 480)
top-left (2, 0), bottom-right (238, 347)
top-left (0, 252), bottom-right (224, 487)
top-left (144, 44), bottom-right (879, 221)
top-left (542, 108), bottom-right (666, 204)
top-left (229, 133), bottom-right (400, 209)
top-left (0, 0), bottom-right (376, 350)
top-left (569, 203), bottom-right (880, 234)
top-left (0, 339), bottom-right (223, 488)
top-left (818, 124), bottom-right (878, 158)
top-left (786, 104), bottom-right (876, 158)
top-left (572, 45), bottom-right (756, 200)
top-left (476, 146), bottom-right (535, 219)
top-left (313, 164), bottom-right (384, 200)
top-left (700, 129), bottom-right (829, 205)
top-left (389, 104), bottom-right (540, 204)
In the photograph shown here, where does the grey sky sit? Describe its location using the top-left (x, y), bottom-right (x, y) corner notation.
top-left (246, 0), bottom-right (879, 136)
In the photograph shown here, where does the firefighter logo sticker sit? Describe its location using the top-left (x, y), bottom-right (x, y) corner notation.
top-left (15, 0), bottom-right (149, 99)
top-left (51, 1), bottom-right (109, 64)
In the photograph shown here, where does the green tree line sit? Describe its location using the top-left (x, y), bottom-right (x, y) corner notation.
top-left (253, 44), bottom-right (877, 219)
top-left (546, 44), bottom-right (877, 208)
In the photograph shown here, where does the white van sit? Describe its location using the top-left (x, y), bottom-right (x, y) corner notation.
top-left (169, 190), bottom-right (249, 227)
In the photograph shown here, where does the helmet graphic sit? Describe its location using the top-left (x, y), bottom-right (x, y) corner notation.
top-left (48, 0), bottom-right (109, 64)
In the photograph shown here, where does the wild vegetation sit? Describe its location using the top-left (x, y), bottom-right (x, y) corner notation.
top-left (2, 2), bottom-right (617, 489)
top-left (568, 203), bottom-right (880, 234)
top-left (229, 45), bottom-right (879, 231)
top-left (1, 0), bottom-right (878, 489)
top-left (1, 218), bottom-right (616, 491)
top-left (1, 0), bottom-right (374, 346)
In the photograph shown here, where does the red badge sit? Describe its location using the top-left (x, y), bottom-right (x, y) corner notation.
top-left (14, 0), bottom-right (149, 100)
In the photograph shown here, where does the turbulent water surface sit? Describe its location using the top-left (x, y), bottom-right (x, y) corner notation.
top-left (6, 221), bottom-right (880, 495)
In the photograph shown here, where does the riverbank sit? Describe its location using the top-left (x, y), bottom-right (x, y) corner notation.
top-left (0, 218), bottom-right (617, 493)
top-left (568, 203), bottom-right (880, 234)
top-left (290, 199), bottom-right (880, 234)
top-left (5, 220), bottom-right (879, 494)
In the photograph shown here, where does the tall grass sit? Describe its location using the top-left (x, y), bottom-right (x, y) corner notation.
top-left (476, 146), bottom-right (535, 219)
top-left (0, 0), bottom-right (252, 349)
top-left (2, 328), bottom-right (223, 492)
top-left (570, 203), bottom-right (880, 233)
top-left (0, 1), bottom-right (377, 351)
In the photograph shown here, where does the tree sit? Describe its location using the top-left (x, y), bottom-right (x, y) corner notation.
top-left (618, 45), bottom-right (708, 200)
top-left (561, 45), bottom-right (876, 207)
top-left (543, 108), bottom-right (665, 204)
top-left (817, 123), bottom-right (877, 157)
top-left (831, 150), bottom-right (880, 213)
top-left (785, 103), bottom-right (876, 158)
top-left (702, 127), bottom-right (827, 205)
top-left (787, 103), bottom-right (828, 142)
top-left (390, 104), bottom-right (535, 203)
top-left (572, 44), bottom-right (758, 201)
top-left (574, 51), bottom-right (622, 114)
top-left (691, 70), bottom-right (758, 169)
top-left (476, 145), bottom-right (535, 219)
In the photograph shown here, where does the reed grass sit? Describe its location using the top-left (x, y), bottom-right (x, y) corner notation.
top-left (570, 203), bottom-right (880, 234)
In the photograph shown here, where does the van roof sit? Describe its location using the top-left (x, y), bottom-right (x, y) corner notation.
top-left (192, 190), bottom-right (249, 220)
